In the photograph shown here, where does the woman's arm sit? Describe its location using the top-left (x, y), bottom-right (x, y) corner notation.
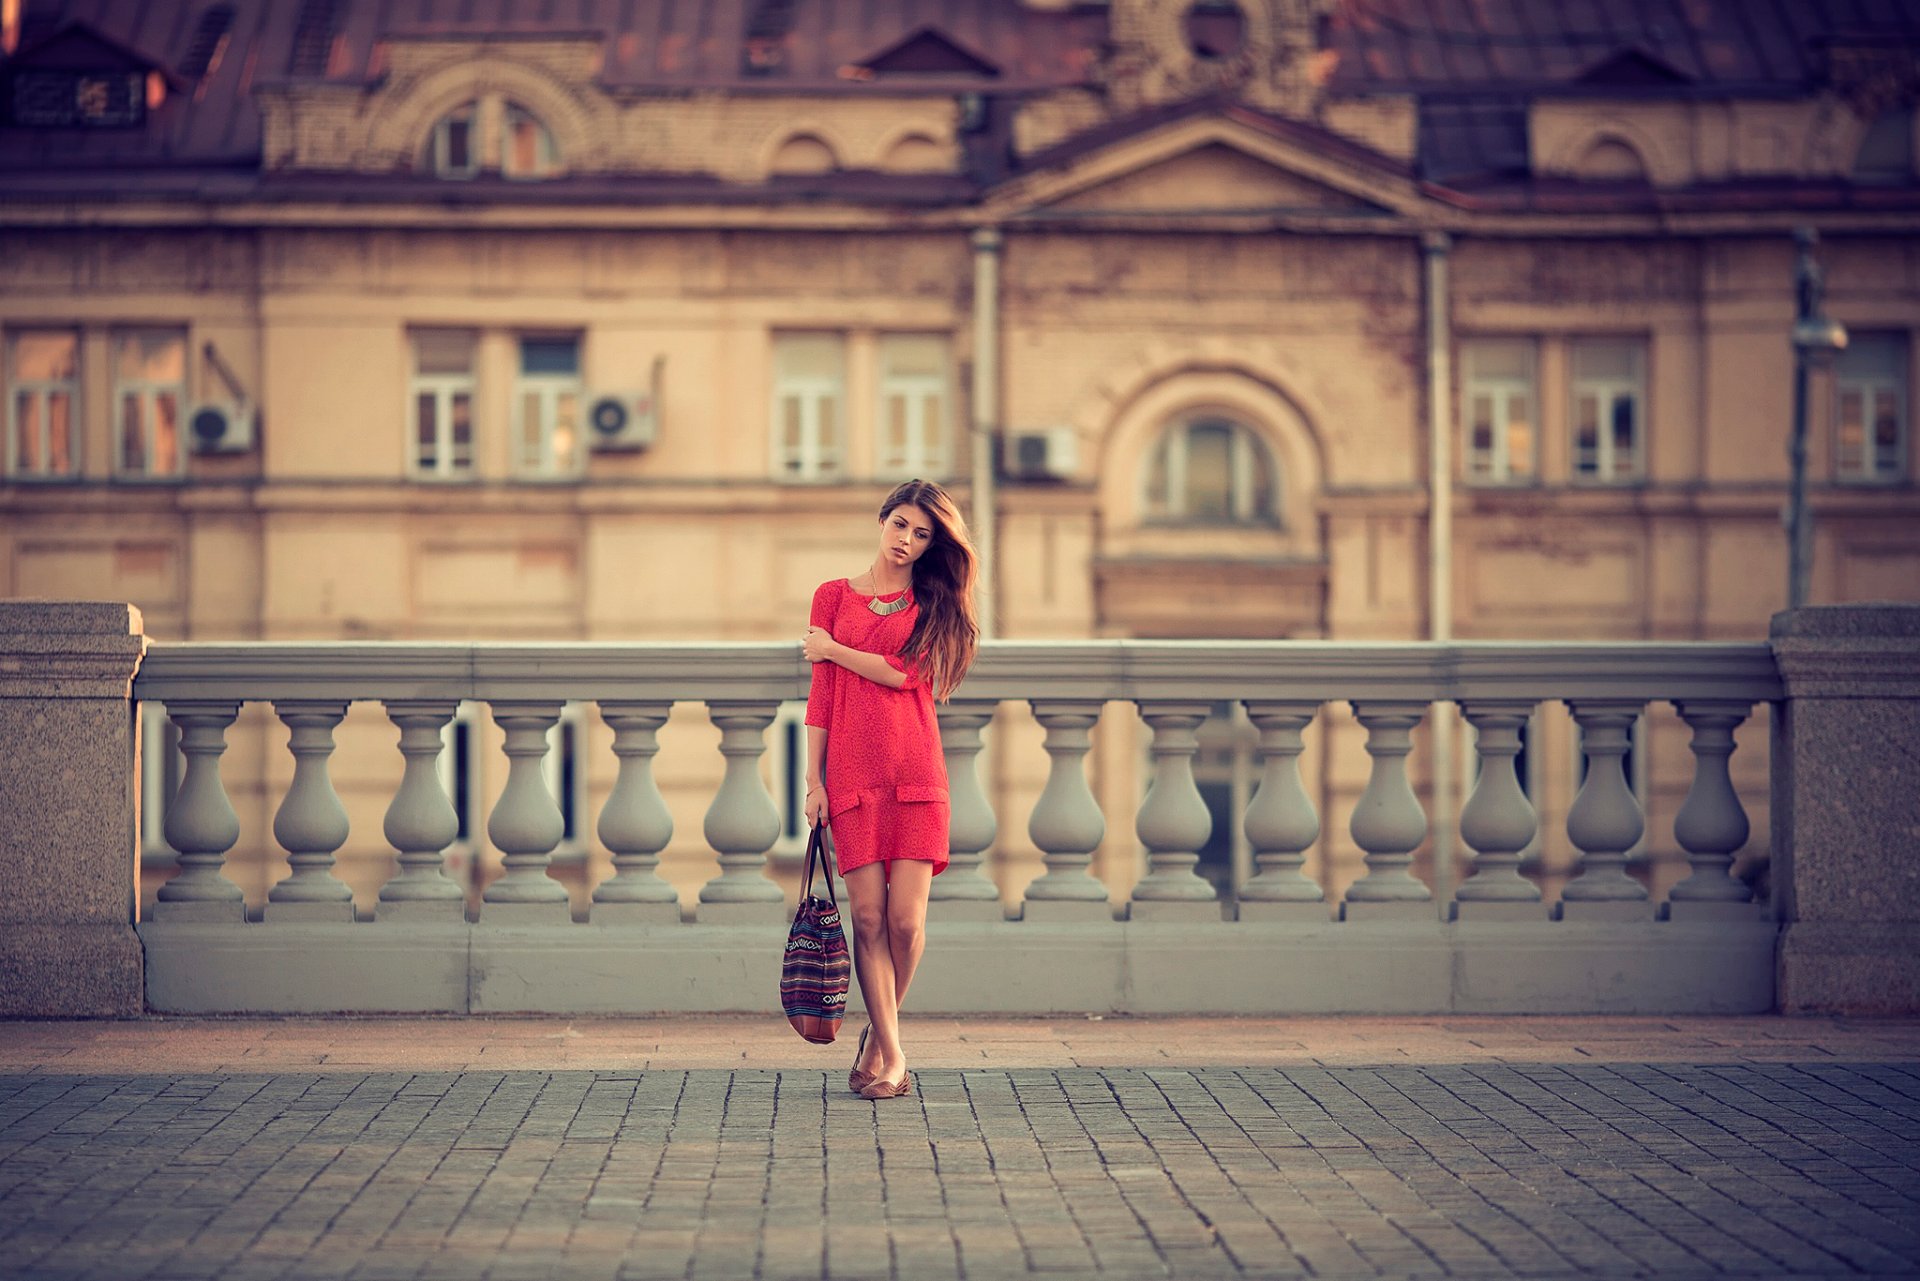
top-left (805, 628), bottom-right (908, 690)
top-left (804, 724), bottom-right (828, 826)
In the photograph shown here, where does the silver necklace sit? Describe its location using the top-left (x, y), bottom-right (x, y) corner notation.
top-left (865, 570), bottom-right (912, 616)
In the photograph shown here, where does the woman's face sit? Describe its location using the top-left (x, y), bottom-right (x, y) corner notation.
top-left (878, 502), bottom-right (936, 571)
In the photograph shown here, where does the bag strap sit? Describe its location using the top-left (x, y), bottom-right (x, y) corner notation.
top-left (801, 821), bottom-right (838, 907)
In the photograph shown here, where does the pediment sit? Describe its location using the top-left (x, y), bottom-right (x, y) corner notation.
top-left (1046, 142), bottom-right (1385, 214)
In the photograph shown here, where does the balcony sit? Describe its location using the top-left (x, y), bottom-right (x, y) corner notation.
top-left (3, 600), bottom-right (1916, 1018)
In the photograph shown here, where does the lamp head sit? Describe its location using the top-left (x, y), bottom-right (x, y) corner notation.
top-left (1792, 315), bottom-right (1849, 361)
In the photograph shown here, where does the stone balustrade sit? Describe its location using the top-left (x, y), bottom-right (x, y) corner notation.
top-left (4, 602), bottom-right (1916, 1016)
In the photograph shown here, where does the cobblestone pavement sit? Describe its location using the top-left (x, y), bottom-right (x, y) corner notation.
top-left (2, 1020), bottom-right (1919, 1279)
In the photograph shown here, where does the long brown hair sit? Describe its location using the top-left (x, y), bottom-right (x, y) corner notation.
top-left (887, 479), bottom-right (979, 702)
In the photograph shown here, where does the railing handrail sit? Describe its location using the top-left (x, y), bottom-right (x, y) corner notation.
top-left (130, 638), bottom-right (1785, 704)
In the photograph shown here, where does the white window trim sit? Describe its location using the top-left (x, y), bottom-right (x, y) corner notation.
top-left (431, 105), bottom-right (478, 179)
top-left (1569, 343), bottom-right (1647, 485)
top-left (112, 329), bottom-right (188, 481)
top-left (876, 367), bottom-right (950, 480)
top-left (772, 371), bottom-right (846, 483)
top-left (1461, 345), bottom-right (1537, 485)
top-left (512, 340), bottom-right (585, 481)
top-left (409, 370), bottom-right (477, 481)
top-left (5, 330), bottom-right (82, 480)
top-left (501, 103), bottom-right (560, 180)
top-left (1144, 418), bottom-right (1278, 525)
top-left (1835, 359), bottom-right (1907, 485)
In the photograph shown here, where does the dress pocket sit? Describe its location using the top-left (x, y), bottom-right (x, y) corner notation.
top-left (894, 784), bottom-right (949, 804)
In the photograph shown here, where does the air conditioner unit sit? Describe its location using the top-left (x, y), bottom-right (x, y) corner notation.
top-left (1002, 427), bottom-right (1077, 481)
top-left (187, 400), bottom-right (255, 454)
top-left (588, 355), bottom-right (665, 452)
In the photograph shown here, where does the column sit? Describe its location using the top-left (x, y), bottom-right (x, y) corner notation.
top-left (1341, 701), bottom-right (1433, 919)
top-left (152, 699), bottom-right (247, 922)
top-left (1020, 700), bottom-right (1110, 921)
top-left (376, 700), bottom-right (465, 920)
top-left (1128, 701), bottom-right (1219, 921)
top-left (1237, 701), bottom-right (1326, 922)
top-left (480, 700), bottom-right (570, 923)
top-left (930, 700), bottom-right (1002, 920)
top-left (264, 700), bottom-right (354, 921)
top-left (1452, 700), bottom-right (1545, 920)
top-left (696, 700), bottom-right (784, 924)
top-left (1665, 699), bottom-right (1759, 920)
top-left (0, 602), bottom-right (145, 1014)
top-left (592, 701), bottom-right (680, 924)
top-left (1558, 699), bottom-right (1651, 920)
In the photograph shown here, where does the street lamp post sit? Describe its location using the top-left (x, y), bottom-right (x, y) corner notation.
top-left (1785, 228), bottom-right (1848, 611)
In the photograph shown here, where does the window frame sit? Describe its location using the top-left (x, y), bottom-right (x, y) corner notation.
top-left (501, 101), bottom-right (560, 180)
top-left (1568, 337), bottom-right (1648, 486)
top-left (1459, 338), bottom-right (1538, 486)
top-left (111, 327), bottom-right (189, 482)
top-left (5, 327), bottom-right (83, 481)
top-left (1833, 332), bottom-right (1909, 486)
top-left (430, 103), bottom-right (479, 180)
top-left (875, 333), bottom-right (952, 481)
top-left (770, 332), bottom-right (848, 483)
top-left (511, 334), bottom-right (585, 482)
top-left (408, 329), bottom-right (479, 483)
top-left (1142, 414), bottom-right (1279, 526)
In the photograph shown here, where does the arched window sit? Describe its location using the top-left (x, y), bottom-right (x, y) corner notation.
top-left (428, 102), bottom-right (478, 178)
top-left (502, 101), bottom-right (559, 179)
top-left (1143, 416), bottom-right (1277, 524)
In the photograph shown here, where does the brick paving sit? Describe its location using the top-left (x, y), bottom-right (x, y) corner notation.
top-left (1, 1018), bottom-right (1918, 1279)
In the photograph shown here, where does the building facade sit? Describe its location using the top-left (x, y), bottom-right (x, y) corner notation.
top-left (4, 0), bottom-right (1918, 915)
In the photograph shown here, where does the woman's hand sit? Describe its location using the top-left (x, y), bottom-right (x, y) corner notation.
top-left (804, 783), bottom-right (828, 827)
top-left (802, 626), bottom-right (838, 664)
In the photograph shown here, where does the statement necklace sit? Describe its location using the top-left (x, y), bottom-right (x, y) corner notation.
top-left (865, 570), bottom-right (913, 616)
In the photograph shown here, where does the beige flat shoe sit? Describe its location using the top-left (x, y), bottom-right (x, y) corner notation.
top-left (848, 1024), bottom-right (873, 1093)
top-left (859, 1070), bottom-right (913, 1101)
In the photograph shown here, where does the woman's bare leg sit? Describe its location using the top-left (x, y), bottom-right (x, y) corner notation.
top-left (883, 860), bottom-right (933, 1010)
top-left (842, 863), bottom-right (898, 1079)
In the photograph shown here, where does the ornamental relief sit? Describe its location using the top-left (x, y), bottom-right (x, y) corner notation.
top-left (1101, 0), bottom-right (1338, 117)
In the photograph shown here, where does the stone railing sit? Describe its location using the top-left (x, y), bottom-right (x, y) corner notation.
top-left (3, 601), bottom-right (1916, 1016)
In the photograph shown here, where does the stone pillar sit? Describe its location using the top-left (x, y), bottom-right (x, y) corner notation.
top-left (376, 700), bottom-right (465, 920)
top-left (1340, 701), bottom-right (1432, 920)
top-left (592, 701), bottom-right (679, 924)
top-left (1237, 701), bottom-right (1325, 922)
top-left (1558, 700), bottom-right (1652, 920)
top-left (1774, 604), bottom-right (1920, 1013)
top-left (1128, 701), bottom-right (1219, 921)
top-left (0, 602), bottom-right (146, 1016)
top-left (1020, 700), bottom-right (1111, 921)
top-left (264, 700), bottom-right (354, 921)
top-left (1664, 699), bottom-right (1759, 920)
top-left (695, 700), bottom-right (784, 924)
top-left (480, 700), bottom-right (570, 923)
top-left (930, 700), bottom-right (1002, 920)
top-left (1452, 700), bottom-right (1545, 921)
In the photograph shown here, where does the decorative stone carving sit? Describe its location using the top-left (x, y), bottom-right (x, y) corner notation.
top-left (1102, 0), bottom-right (1338, 116)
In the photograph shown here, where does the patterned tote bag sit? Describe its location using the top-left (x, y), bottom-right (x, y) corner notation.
top-left (781, 822), bottom-right (850, 1044)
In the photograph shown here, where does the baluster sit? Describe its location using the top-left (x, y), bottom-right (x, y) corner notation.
top-left (592, 701), bottom-right (679, 924)
top-left (152, 700), bottom-right (245, 921)
top-left (376, 700), bottom-right (464, 920)
top-left (1238, 701), bottom-right (1326, 921)
top-left (1665, 699), bottom-right (1759, 920)
top-left (1452, 700), bottom-right (1545, 920)
top-left (264, 700), bottom-right (354, 921)
top-left (1129, 701), bottom-right (1219, 920)
top-left (1341, 701), bottom-right (1432, 919)
top-left (1021, 700), bottom-right (1111, 921)
top-left (931, 700), bottom-right (1003, 920)
top-left (480, 700), bottom-right (570, 922)
top-left (1559, 699), bottom-right (1651, 919)
top-left (696, 700), bottom-right (784, 923)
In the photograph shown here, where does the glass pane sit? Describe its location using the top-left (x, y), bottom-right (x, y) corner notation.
top-left (1246, 440), bottom-right (1273, 518)
top-left (14, 392), bottom-right (39, 471)
top-left (520, 338), bottom-right (578, 377)
top-left (1574, 395), bottom-right (1599, 475)
top-left (1465, 339), bottom-right (1531, 382)
top-left (443, 115), bottom-right (471, 172)
top-left (121, 393), bottom-right (145, 472)
top-left (1144, 436), bottom-right (1169, 515)
top-left (921, 392), bottom-right (942, 462)
top-left (1610, 394), bottom-right (1636, 476)
top-left (554, 392), bottom-right (577, 467)
top-left (1572, 339), bottom-right (1640, 381)
top-left (1506, 393), bottom-right (1533, 477)
top-left (1837, 334), bottom-right (1904, 380)
top-left (1185, 422), bottom-right (1232, 520)
top-left (451, 393), bottom-right (472, 463)
top-left (1470, 394), bottom-right (1494, 458)
top-left (416, 392), bottom-right (438, 453)
top-left (521, 392), bottom-right (543, 465)
top-left (880, 334), bottom-right (946, 378)
top-left (817, 397), bottom-right (837, 450)
top-left (153, 392), bottom-right (179, 474)
top-left (116, 330), bottom-right (184, 383)
top-left (14, 331), bottom-right (77, 382)
top-left (884, 394), bottom-right (907, 468)
top-left (1837, 389), bottom-right (1866, 474)
top-left (774, 333), bottom-right (845, 381)
top-left (1873, 390), bottom-right (1902, 475)
top-left (48, 393), bottom-right (71, 472)
top-left (414, 330), bottom-right (475, 376)
top-left (782, 396), bottom-right (803, 467)
top-left (504, 108), bottom-right (550, 176)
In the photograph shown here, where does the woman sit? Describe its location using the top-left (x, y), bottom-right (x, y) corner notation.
top-left (801, 479), bottom-right (980, 1101)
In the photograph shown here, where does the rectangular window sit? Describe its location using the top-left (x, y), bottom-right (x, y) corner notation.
top-left (1461, 339), bottom-right (1536, 484)
top-left (1835, 333), bottom-right (1907, 483)
top-left (876, 334), bottom-right (951, 480)
top-left (771, 333), bottom-right (846, 482)
top-left (113, 328), bottom-right (187, 479)
top-left (409, 329), bottom-right (478, 480)
top-left (1569, 338), bottom-right (1646, 484)
top-left (513, 335), bottom-right (583, 479)
top-left (6, 329), bottom-right (81, 479)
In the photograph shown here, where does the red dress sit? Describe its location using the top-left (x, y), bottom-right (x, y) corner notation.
top-left (805, 578), bottom-right (950, 877)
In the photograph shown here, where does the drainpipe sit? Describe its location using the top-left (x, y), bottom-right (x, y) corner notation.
top-left (971, 226), bottom-right (1001, 639)
top-left (1424, 231), bottom-right (1456, 916)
